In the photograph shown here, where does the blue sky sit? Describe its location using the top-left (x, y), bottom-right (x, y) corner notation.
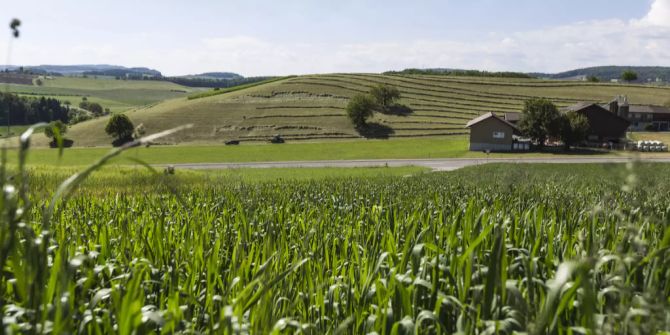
top-left (2, 0), bottom-right (669, 76)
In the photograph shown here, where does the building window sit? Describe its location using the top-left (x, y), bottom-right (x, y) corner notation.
top-left (492, 131), bottom-right (505, 139)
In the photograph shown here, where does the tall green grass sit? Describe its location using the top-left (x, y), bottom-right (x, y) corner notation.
top-left (0, 128), bottom-right (669, 333)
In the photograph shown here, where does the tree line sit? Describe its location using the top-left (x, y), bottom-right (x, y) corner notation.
top-left (0, 92), bottom-right (70, 125)
top-left (384, 69), bottom-right (533, 79)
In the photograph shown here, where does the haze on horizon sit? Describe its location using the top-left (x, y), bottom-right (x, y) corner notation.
top-left (2, 0), bottom-right (669, 77)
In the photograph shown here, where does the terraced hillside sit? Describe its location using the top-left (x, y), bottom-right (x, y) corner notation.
top-left (53, 74), bottom-right (670, 146)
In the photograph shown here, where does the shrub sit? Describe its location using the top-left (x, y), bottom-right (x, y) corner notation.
top-left (44, 120), bottom-right (67, 139)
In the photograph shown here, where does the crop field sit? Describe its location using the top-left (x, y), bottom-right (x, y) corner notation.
top-left (54, 74), bottom-right (670, 147)
top-left (3, 76), bottom-right (201, 116)
top-left (1, 134), bottom-right (669, 333)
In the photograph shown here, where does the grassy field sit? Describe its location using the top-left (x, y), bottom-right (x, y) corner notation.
top-left (1, 156), bottom-right (669, 333)
top-left (44, 73), bottom-right (670, 147)
top-left (4, 76), bottom-right (201, 115)
top-left (630, 131), bottom-right (670, 143)
top-left (11, 135), bottom-right (662, 167)
top-left (15, 137), bottom-right (469, 165)
top-left (0, 125), bottom-right (31, 138)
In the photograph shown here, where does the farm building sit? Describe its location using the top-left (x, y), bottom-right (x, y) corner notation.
top-left (465, 112), bottom-right (521, 151)
top-left (564, 102), bottom-right (630, 142)
top-left (606, 95), bottom-right (670, 131)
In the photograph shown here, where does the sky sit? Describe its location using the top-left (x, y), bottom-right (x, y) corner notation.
top-left (1, 0), bottom-right (669, 76)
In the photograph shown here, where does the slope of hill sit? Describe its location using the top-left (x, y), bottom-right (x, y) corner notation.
top-left (52, 74), bottom-right (670, 147)
top-left (3, 76), bottom-right (201, 114)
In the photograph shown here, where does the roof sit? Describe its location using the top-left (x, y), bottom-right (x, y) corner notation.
top-left (465, 112), bottom-right (520, 131)
top-left (627, 105), bottom-right (670, 114)
top-left (563, 102), bottom-right (601, 112)
top-left (504, 112), bottom-right (520, 122)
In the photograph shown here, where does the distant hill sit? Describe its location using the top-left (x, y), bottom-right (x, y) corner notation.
top-left (181, 72), bottom-right (243, 80)
top-left (532, 66), bottom-right (670, 82)
top-left (389, 66), bottom-right (670, 83)
top-left (0, 64), bottom-right (163, 78)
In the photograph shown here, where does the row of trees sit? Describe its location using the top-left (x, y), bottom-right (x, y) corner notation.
top-left (346, 84), bottom-right (402, 128)
top-left (0, 93), bottom-right (70, 125)
top-left (588, 70), bottom-right (639, 83)
top-left (519, 98), bottom-right (590, 149)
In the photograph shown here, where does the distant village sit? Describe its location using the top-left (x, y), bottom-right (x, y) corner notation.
top-left (466, 95), bottom-right (670, 152)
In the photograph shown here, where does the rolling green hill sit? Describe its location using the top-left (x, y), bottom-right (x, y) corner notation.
top-left (3, 76), bottom-right (202, 114)
top-left (37, 73), bottom-right (670, 147)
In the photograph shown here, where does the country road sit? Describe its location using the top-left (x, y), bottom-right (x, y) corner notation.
top-left (159, 156), bottom-right (670, 171)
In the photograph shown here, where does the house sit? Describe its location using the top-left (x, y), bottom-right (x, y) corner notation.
top-left (564, 102), bottom-right (630, 142)
top-left (607, 95), bottom-right (670, 131)
top-left (465, 112), bottom-right (521, 151)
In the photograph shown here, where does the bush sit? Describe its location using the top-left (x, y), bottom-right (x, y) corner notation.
top-left (79, 101), bottom-right (103, 115)
top-left (44, 120), bottom-right (67, 139)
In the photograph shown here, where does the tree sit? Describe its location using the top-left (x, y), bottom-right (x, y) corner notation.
top-left (79, 101), bottom-right (103, 115)
top-left (621, 70), bottom-right (638, 82)
top-left (44, 120), bottom-right (67, 139)
top-left (519, 98), bottom-right (562, 148)
top-left (369, 84), bottom-right (400, 110)
top-left (586, 75), bottom-right (600, 82)
top-left (35, 78), bottom-right (43, 86)
top-left (559, 112), bottom-right (590, 150)
top-left (346, 94), bottom-right (377, 128)
top-left (105, 114), bottom-right (135, 146)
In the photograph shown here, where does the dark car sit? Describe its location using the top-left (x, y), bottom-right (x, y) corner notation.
top-left (225, 140), bottom-right (240, 145)
top-left (270, 135), bottom-right (285, 144)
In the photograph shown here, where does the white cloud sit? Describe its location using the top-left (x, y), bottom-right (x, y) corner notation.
top-left (640, 0), bottom-right (670, 27)
top-left (3, 0), bottom-right (670, 76)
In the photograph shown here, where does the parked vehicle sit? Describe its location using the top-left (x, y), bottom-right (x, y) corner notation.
top-left (270, 135), bottom-right (285, 144)
top-left (635, 140), bottom-right (668, 152)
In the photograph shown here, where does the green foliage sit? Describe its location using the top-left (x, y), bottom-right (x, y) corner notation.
top-left (44, 120), bottom-right (67, 139)
top-left (519, 98), bottom-right (562, 146)
top-left (79, 100), bottom-right (103, 115)
top-left (369, 84), bottom-right (401, 109)
top-left (621, 70), bottom-right (639, 82)
top-left (0, 92), bottom-right (70, 125)
top-left (346, 93), bottom-right (377, 128)
top-left (385, 68), bottom-right (534, 78)
top-left (586, 75), bottom-right (600, 82)
top-left (559, 111), bottom-right (590, 149)
top-left (105, 113), bottom-right (134, 143)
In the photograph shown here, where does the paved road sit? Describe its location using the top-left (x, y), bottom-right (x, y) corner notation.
top-left (160, 156), bottom-right (670, 171)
